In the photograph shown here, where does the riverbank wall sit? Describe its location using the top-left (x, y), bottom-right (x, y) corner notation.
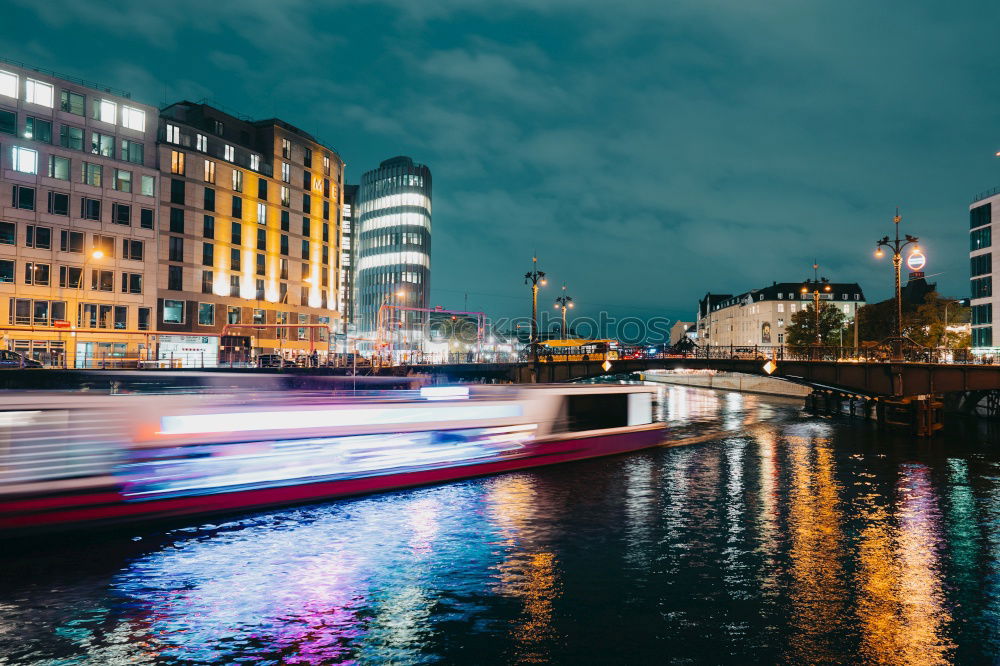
top-left (639, 370), bottom-right (812, 398)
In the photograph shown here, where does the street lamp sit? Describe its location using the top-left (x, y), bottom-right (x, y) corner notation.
top-left (943, 298), bottom-right (969, 349)
top-left (524, 257), bottom-right (546, 371)
top-left (800, 264), bottom-right (831, 346)
top-left (554, 284), bottom-right (573, 339)
top-left (874, 209), bottom-right (920, 359)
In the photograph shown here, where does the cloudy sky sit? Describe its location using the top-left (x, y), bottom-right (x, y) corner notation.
top-left (4, 0), bottom-right (999, 331)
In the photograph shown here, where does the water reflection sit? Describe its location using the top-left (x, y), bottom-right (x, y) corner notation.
top-left (4, 386), bottom-right (1000, 663)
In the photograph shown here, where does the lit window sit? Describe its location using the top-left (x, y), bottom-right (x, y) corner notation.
top-left (256, 202), bottom-right (267, 224)
top-left (0, 70), bottom-right (17, 98)
top-left (141, 175), bottom-right (155, 197)
top-left (121, 106), bottom-right (145, 131)
top-left (196, 134), bottom-right (207, 152)
top-left (171, 150), bottom-right (185, 175)
top-left (25, 78), bottom-right (54, 107)
top-left (93, 98), bottom-right (116, 123)
top-left (204, 159), bottom-right (216, 183)
top-left (323, 155), bottom-right (330, 175)
top-left (282, 138), bottom-right (291, 158)
top-left (224, 144), bottom-right (235, 161)
top-left (250, 154), bottom-right (260, 171)
top-left (281, 186), bottom-right (290, 207)
top-left (11, 146), bottom-right (37, 174)
top-left (166, 124), bottom-right (180, 144)
top-left (113, 169), bottom-right (132, 192)
top-left (281, 162), bottom-right (290, 182)
top-left (232, 169), bottom-right (243, 192)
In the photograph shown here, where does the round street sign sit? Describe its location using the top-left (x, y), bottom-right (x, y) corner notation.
top-left (907, 251), bottom-right (926, 271)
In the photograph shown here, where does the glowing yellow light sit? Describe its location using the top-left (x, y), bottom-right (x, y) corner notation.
top-left (801, 287), bottom-right (808, 293)
top-left (91, 250), bottom-right (104, 259)
top-left (875, 248), bottom-right (884, 258)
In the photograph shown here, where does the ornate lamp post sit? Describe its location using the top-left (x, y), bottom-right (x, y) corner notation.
top-left (875, 209), bottom-right (920, 360)
top-left (800, 263), bottom-right (831, 346)
top-left (554, 284), bottom-right (573, 338)
top-left (524, 257), bottom-right (546, 372)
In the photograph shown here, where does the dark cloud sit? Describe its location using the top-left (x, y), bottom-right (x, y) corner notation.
top-left (3, 0), bottom-right (997, 328)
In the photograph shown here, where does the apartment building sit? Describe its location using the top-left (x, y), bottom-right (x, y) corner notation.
top-left (156, 101), bottom-right (344, 364)
top-left (0, 60), bottom-right (159, 366)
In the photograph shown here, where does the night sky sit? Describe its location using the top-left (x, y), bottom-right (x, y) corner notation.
top-left (4, 1), bottom-right (999, 334)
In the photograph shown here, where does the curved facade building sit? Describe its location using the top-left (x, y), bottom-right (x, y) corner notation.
top-left (355, 157), bottom-right (431, 346)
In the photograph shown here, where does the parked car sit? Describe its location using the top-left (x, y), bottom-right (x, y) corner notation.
top-left (0, 350), bottom-right (42, 368)
top-left (256, 354), bottom-right (292, 368)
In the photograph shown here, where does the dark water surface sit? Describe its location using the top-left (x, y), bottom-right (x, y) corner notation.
top-left (2, 386), bottom-right (1000, 665)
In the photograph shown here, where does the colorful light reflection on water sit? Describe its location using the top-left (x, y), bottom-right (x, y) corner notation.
top-left (2, 386), bottom-right (1000, 664)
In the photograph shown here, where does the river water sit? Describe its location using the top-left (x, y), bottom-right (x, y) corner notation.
top-left (1, 385), bottom-right (999, 665)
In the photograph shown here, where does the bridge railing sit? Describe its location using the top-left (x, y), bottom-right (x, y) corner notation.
top-left (678, 345), bottom-right (982, 365)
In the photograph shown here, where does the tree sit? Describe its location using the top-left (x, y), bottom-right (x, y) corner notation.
top-left (857, 291), bottom-right (969, 348)
top-left (785, 302), bottom-right (845, 346)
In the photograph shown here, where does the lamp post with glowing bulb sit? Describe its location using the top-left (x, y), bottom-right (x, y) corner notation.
top-left (800, 264), bottom-right (831, 346)
top-left (68, 249), bottom-right (105, 368)
top-left (874, 209), bottom-right (920, 360)
top-left (524, 257), bottom-right (546, 373)
top-left (554, 284), bottom-right (574, 338)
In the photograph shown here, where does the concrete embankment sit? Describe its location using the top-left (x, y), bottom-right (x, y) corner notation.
top-left (639, 370), bottom-right (811, 398)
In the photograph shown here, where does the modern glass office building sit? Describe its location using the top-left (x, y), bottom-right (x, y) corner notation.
top-left (354, 156), bottom-right (431, 349)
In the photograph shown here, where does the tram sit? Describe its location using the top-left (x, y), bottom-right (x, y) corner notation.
top-left (537, 339), bottom-right (620, 362)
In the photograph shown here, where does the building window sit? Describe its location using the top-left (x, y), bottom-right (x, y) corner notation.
top-left (0, 222), bottom-right (14, 245)
top-left (224, 144), bottom-right (235, 161)
top-left (163, 299), bottom-right (184, 324)
top-left (229, 274), bottom-right (240, 297)
top-left (0, 70), bottom-right (18, 98)
top-left (60, 230), bottom-right (83, 253)
top-left (11, 146), bottom-right (37, 174)
top-left (230, 247), bottom-right (241, 271)
top-left (92, 98), bottom-right (116, 123)
top-left (971, 203), bottom-right (991, 229)
top-left (170, 151), bottom-right (186, 176)
top-left (280, 258), bottom-right (288, 280)
top-left (113, 169), bottom-right (132, 193)
top-left (0, 259), bottom-right (13, 284)
top-left (25, 225), bottom-right (51, 249)
top-left (166, 124), bottom-right (180, 144)
top-left (24, 262), bottom-right (50, 285)
top-left (280, 234), bottom-right (289, 256)
top-left (141, 175), bottom-right (155, 197)
top-left (82, 162), bottom-right (102, 186)
top-left (60, 90), bottom-right (84, 115)
top-left (255, 253), bottom-right (265, 276)
top-left (169, 237), bottom-right (184, 262)
top-left (91, 131), bottom-right (114, 157)
top-left (0, 109), bottom-right (14, 135)
top-left (90, 268), bottom-right (115, 291)
top-left (121, 272), bottom-right (142, 294)
top-left (112, 202), bottom-right (131, 225)
top-left (281, 186), bottom-right (290, 207)
top-left (256, 202), bottom-right (267, 225)
top-left (232, 196), bottom-right (243, 219)
top-left (140, 208), bottom-right (154, 229)
top-left (196, 133), bottom-right (207, 152)
top-left (47, 155), bottom-right (70, 180)
top-left (24, 117), bottom-right (52, 143)
top-left (138, 307), bottom-right (151, 330)
top-left (323, 155), bottom-right (330, 175)
top-left (203, 215), bottom-right (215, 238)
top-left (201, 270), bottom-right (213, 294)
top-left (59, 125), bottom-right (82, 151)
top-left (121, 139), bottom-right (143, 164)
top-left (93, 234), bottom-right (115, 258)
top-left (198, 302), bottom-right (214, 325)
top-left (302, 193), bottom-right (311, 214)
top-left (253, 306), bottom-right (265, 324)
top-left (232, 169), bottom-right (243, 192)
top-left (282, 138), bottom-right (291, 158)
top-left (202, 242), bottom-right (214, 266)
top-left (256, 228), bottom-right (266, 251)
top-left (170, 178), bottom-right (185, 205)
top-left (302, 218), bottom-right (311, 236)
top-left (250, 154), bottom-right (260, 171)
top-left (204, 187), bottom-right (216, 212)
top-left (972, 276), bottom-right (992, 299)
top-left (304, 147), bottom-right (312, 167)
top-left (80, 197), bottom-right (101, 220)
top-left (25, 79), bottom-right (54, 107)
top-left (323, 200), bottom-right (330, 221)
top-left (169, 208), bottom-right (184, 233)
top-left (203, 159), bottom-right (216, 184)
top-left (281, 162), bottom-right (290, 183)
top-left (167, 265), bottom-right (183, 291)
top-left (123, 238), bottom-right (144, 261)
top-left (228, 306), bottom-right (241, 324)
top-left (59, 266), bottom-right (82, 288)
top-left (301, 239), bottom-right (310, 259)
top-left (971, 253), bottom-right (993, 277)
top-left (972, 226), bottom-right (992, 252)
top-left (231, 221), bottom-right (242, 245)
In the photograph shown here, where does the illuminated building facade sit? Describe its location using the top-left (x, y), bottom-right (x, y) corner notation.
top-left (696, 282), bottom-right (866, 347)
top-left (355, 156), bottom-right (431, 348)
top-left (340, 184), bottom-right (357, 328)
top-left (156, 102), bottom-right (344, 363)
top-left (0, 60), bottom-right (160, 366)
top-left (969, 196), bottom-right (994, 351)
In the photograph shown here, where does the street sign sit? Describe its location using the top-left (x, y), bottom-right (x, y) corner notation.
top-left (53, 319), bottom-right (71, 329)
top-left (763, 360), bottom-right (777, 375)
top-left (602, 360), bottom-right (612, 372)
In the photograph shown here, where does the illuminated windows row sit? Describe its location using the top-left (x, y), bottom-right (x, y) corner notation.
top-left (358, 211), bottom-right (431, 232)
top-left (358, 192), bottom-right (431, 215)
top-left (356, 251), bottom-right (430, 271)
top-left (0, 70), bottom-right (145, 131)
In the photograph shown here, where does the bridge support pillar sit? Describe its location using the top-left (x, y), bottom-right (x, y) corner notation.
top-left (879, 395), bottom-right (944, 437)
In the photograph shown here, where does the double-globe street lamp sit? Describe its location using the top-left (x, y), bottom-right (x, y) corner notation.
top-left (554, 284), bottom-right (573, 338)
top-left (524, 257), bottom-right (546, 370)
top-left (800, 267), bottom-right (831, 347)
top-left (874, 209), bottom-right (920, 360)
